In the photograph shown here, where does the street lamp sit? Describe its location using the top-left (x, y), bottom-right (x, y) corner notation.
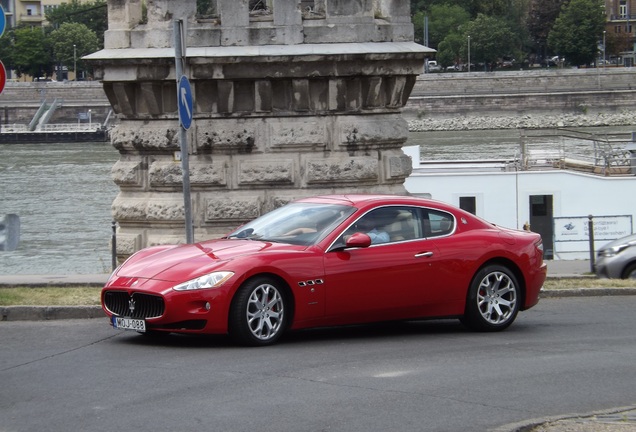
top-left (603, 30), bottom-right (606, 68)
top-left (467, 36), bottom-right (471, 72)
top-left (73, 44), bottom-right (77, 80)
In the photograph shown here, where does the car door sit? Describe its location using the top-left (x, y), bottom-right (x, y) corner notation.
top-left (322, 206), bottom-right (441, 323)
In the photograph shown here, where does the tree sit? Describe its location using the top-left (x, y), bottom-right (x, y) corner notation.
top-left (49, 23), bottom-right (99, 79)
top-left (4, 26), bottom-right (53, 79)
top-left (427, 4), bottom-right (471, 49)
top-left (460, 14), bottom-right (518, 69)
top-left (436, 33), bottom-right (465, 68)
top-left (46, 0), bottom-right (107, 49)
top-left (547, 0), bottom-right (605, 66)
top-left (527, 0), bottom-right (568, 57)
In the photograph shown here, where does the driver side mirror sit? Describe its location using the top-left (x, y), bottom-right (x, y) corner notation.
top-left (345, 232), bottom-right (372, 249)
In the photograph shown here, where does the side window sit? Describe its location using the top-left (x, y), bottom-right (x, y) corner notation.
top-left (338, 206), bottom-right (423, 245)
top-left (424, 209), bottom-right (455, 237)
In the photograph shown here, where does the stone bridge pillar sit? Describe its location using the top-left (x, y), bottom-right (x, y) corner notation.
top-left (86, 0), bottom-right (431, 260)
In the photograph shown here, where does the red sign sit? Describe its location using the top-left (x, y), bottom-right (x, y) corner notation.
top-left (0, 60), bottom-right (5, 95)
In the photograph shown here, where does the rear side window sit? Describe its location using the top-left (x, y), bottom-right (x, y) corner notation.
top-left (423, 209), bottom-right (455, 237)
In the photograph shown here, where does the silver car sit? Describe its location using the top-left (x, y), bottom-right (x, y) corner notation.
top-left (595, 233), bottom-right (636, 279)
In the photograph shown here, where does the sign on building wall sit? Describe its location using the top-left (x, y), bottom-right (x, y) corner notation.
top-left (554, 215), bottom-right (633, 243)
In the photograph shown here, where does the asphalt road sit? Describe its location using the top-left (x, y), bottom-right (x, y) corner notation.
top-left (1, 296), bottom-right (635, 432)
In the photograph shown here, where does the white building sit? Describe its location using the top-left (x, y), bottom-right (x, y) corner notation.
top-left (403, 142), bottom-right (636, 261)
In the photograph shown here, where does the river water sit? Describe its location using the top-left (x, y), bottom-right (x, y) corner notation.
top-left (0, 126), bottom-right (633, 275)
top-left (0, 142), bottom-right (119, 275)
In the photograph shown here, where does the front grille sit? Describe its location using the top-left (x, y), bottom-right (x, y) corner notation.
top-left (104, 291), bottom-right (165, 319)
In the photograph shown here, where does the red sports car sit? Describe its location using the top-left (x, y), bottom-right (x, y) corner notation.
top-left (102, 195), bottom-right (547, 346)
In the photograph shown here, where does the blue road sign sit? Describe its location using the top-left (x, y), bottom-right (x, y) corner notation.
top-left (178, 75), bottom-right (193, 130)
top-left (0, 5), bottom-right (5, 39)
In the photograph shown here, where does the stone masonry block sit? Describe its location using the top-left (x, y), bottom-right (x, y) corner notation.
top-left (146, 0), bottom-right (196, 24)
top-left (339, 116), bottom-right (408, 149)
top-left (205, 196), bottom-right (261, 222)
top-left (115, 232), bottom-right (144, 256)
top-left (273, 0), bottom-right (302, 26)
top-left (146, 198), bottom-right (185, 221)
top-left (237, 159), bottom-right (294, 186)
top-left (111, 160), bottom-right (145, 187)
top-left (130, 28), bottom-right (174, 49)
top-left (385, 152), bottom-right (413, 180)
top-left (218, 0), bottom-right (249, 27)
top-left (149, 159), bottom-right (228, 187)
top-left (268, 119), bottom-right (327, 150)
top-left (147, 234), bottom-right (187, 246)
top-left (112, 196), bottom-right (149, 221)
top-left (195, 120), bottom-right (261, 154)
top-left (104, 30), bottom-right (132, 50)
top-left (305, 157), bottom-right (379, 184)
top-left (111, 123), bottom-right (180, 152)
top-left (107, 0), bottom-right (143, 30)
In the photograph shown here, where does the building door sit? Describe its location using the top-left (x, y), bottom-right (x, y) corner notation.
top-left (529, 195), bottom-right (554, 259)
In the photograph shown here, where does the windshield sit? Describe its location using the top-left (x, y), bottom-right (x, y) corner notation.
top-left (226, 202), bottom-right (356, 246)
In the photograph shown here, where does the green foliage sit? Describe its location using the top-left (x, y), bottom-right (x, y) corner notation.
top-left (49, 23), bottom-right (99, 77)
top-left (437, 33), bottom-right (465, 67)
top-left (528, 0), bottom-right (568, 51)
top-left (460, 14), bottom-right (518, 66)
top-left (547, 0), bottom-right (606, 65)
top-left (45, 0), bottom-right (107, 49)
top-left (2, 26), bottom-right (53, 78)
top-left (428, 4), bottom-right (471, 49)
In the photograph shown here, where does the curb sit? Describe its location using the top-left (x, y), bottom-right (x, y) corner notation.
top-left (0, 305), bottom-right (104, 321)
top-left (2, 288), bottom-right (636, 321)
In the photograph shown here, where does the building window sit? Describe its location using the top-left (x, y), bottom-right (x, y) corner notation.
top-left (620, 1), bottom-right (627, 18)
top-left (459, 196), bottom-right (476, 215)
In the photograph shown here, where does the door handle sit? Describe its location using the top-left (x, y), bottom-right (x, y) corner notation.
top-left (415, 251), bottom-right (434, 258)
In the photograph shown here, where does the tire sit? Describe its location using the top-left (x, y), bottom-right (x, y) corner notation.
top-left (229, 276), bottom-right (289, 346)
top-left (623, 263), bottom-right (636, 280)
top-left (462, 265), bottom-right (520, 332)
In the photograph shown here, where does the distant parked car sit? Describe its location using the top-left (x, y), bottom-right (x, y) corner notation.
top-left (595, 233), bottom-right (636, 279)
top-left (427, 60), bottom-right (442, 72)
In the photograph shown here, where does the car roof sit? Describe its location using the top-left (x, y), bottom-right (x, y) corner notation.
top-left (295, 194), bottom-right (454, 210)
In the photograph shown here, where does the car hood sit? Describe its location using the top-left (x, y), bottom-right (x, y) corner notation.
top-left (115, 239), bottom-right (304, 282)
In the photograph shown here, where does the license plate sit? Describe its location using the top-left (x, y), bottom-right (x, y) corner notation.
top-left (112, 316), bottom-right (146, 332)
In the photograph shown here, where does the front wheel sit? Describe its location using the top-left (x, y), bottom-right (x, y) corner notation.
top-left (462, 265), bottom-right (520, 332)
top-left (622, 263), bottom-right (636, 279)
top-left (229, 277), bottom-right (289, 346)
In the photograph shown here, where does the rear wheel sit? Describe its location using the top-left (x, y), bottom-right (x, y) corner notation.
top-left (229, 276), bottom-right (289, 346)
top-left (462, 265), bottom-right (520, 332)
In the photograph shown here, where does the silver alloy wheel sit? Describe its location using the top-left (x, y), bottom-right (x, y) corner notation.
top-left (476, 271), bottom-right (517, 325)
top-left (246, 283), bottom-right (285, 341)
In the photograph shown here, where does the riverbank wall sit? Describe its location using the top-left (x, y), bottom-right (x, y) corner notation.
top-left (0, 81), bottom-right (112, 125)
top-left (405, 68), bottom-right (636, 123)
top-left (2, 68), bottom-right (636, 129)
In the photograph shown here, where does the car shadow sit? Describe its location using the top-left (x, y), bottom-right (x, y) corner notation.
top-left (283, 319), bottom-right (469, 345)
top-left (110, 319), bottom-right (475, 348)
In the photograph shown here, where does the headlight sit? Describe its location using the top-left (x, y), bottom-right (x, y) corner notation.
top-left (598, 244), bottom-right (629, 257)
top-left (173, 271), bottom-right (234, 291)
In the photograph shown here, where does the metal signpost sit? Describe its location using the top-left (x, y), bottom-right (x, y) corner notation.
top-left (174, 19), bottom-right (194, 244)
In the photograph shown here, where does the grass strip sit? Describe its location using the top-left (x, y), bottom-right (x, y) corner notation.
top-left (0, 278), bottom-right (634, 306)
top-left (0, 287), bottom-right (101, 306)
